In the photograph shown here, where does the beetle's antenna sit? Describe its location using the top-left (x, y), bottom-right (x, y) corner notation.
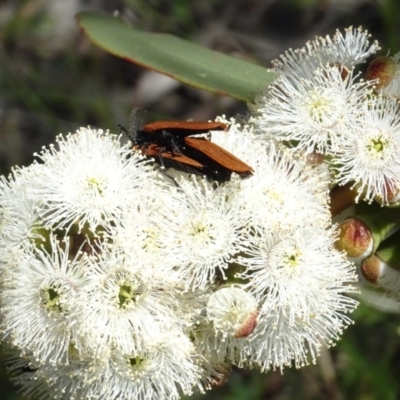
top-left (128, 108), bottom-right (147, 143)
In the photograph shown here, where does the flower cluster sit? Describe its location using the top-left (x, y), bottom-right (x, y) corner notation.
top-left (0, 117), bottom-right (357, 399)
top-left (251, 26), bottom-right (400, 205)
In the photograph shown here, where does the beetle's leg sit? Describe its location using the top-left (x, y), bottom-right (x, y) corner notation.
top-left (161, 130), bottom-right (183, 155)
top-left (156, 146), bottom-right (167, 169)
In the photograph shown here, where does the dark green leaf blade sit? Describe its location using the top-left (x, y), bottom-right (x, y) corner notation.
top-left (76, 12), bottom-right (276, 102)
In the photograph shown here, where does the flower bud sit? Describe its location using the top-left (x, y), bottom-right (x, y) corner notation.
top-left (360, 254), bottom-right (381, 283)
top-left (361, 254), bottom-right (400, 297)
top-left (207, 286), bottom-right (258, 339)
top-left (367, 56), bottom-right (396, 89)
top-left (335, 218), bottom-right (373, 259)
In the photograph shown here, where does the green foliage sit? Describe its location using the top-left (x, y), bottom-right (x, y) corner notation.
top-left (377, 0), bottom-right (400, 51)
top-left (337, 305), bottom-right (400, 400)
top-left (76, 12), bottom-right (276, 102)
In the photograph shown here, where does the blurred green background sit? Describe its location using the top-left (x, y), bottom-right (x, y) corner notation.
top-left (1, 0), bottom-right (400, 399)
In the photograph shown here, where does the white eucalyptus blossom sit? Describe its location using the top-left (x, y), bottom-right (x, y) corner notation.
top-left (83, 244), bottom-right (183, 355)
top-left (6, 345), bottom-right (109, 400)
top-left (248, 288), bottom-right (358, 371)
top-left (272, 26), bottom-right (380, 81)
top-left (239, 145), bottom-right (330, 231)
top-left (156, 176), bottom-right (251, 289)
top-left (237, 224), bottom-right (358, 370)
top-left (109, 190), bottom-right (179, 270)
top-left (96, 331), bottom-right (201, 400)
top-left (246, 304), bottom-right (323, 371)
top-left (0, 165), bottom-right (43, 259)
top-left (239, 225), bottom-right (358, 311)
top-left (332, 95), bottom-right (400, 204)
top-left (0, 236), bottom-right (92, 365)
top-left (251, 65), bottom-right (374, 154)
top-left (33, 127), bottom-right (157, 232)
top-left (210, 118), bottom-right (331, 230)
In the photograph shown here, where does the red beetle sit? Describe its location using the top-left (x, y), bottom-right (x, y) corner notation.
top-left (118, 108), bottom-right (253, 182)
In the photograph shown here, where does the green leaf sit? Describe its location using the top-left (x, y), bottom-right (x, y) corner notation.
top-left (76, 12), bottom-right (276, 102)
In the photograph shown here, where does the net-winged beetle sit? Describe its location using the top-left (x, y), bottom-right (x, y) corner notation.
top-left (118, 108), bottom-right (253, 182)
